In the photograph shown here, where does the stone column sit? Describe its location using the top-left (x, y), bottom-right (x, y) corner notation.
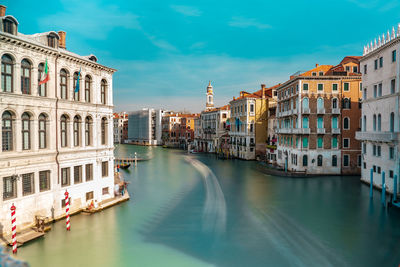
top-left (31, 66), bottom-right (38, 96)
top-left (14, 62), bottom-right (21, 95)
top-left (68, 120), bottom-right (73, 148)
top-left (14, 118), bottom-right (22, 152)
top-left (32, 119), bottom-right (38, 152)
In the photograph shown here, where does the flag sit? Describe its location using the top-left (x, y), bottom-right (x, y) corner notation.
top-left (39, 59), bottom-right (49, 85)
top-left (75, 68), bottom-right (81, 92)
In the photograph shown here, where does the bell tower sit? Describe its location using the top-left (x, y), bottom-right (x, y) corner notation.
top-left (206, 81), bottom-right (214, 110)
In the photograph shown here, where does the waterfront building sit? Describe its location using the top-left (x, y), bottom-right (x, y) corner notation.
top-left (196, 105), bottom-right (230, 153)
top-left (161, 112), bottom-right (182, 147)
top-left (356, 25), bottom-right (400, 193)
top-left (0, 5), bottom-right (116, 235)
top-left (113, 112), bottom-right (127, 144)
top-left (229, 85), bottom-right (270, 160)
top-left (127, 108), bottom-right (163, 145)
top-left (276, 57), bottom-right (362, 175)
top-left (178, 114), bottom-right (199, 150)
top-left (266, 85), bottom-right (279, 164)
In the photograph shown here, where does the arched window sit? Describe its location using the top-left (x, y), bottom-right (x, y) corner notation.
top-left (101, 117), bottom-right (107, 145)
top-left (302, 117), bottom-right (309, 128)
top-left (61, 115), bottom-right (68, 147)
top-left (317, 117), bottom-right (323, 128)
top-left (21, 112), bottom-right (31, 150)
top-left (378, 114), bottom-right (381, 131)
top-left (302, 97), bottom-right (309, 109)
top-left (332, 117), bottom-right (338, 129)
top-left (85, 116), bottom-right (92, 146)
top-left (332, 98), bottom-right (338, 109)
top-left (373, 114), bottom-right (376, 131)
top-left (317, 97), bottom-right (324, 109)
top-left (363, 115), bottom-right (366, 131)
top-left (73, 116), bottom-right (81, 146)
top-left (101, 79), bottom-right (107, 105)
top-left (332, 155), bottom-right (337, 167)
top-left (343, 98), bottom-right (351, 109)
top-left (317, 155), bottom-right (323, 166)
top-left (21, 59), bottom-right (31, 94)
top-left (343, 117), bottom-right (350, 130)
top-left (39, 113), bottom-right (47, 149)
top-left (390, 112), bottom-right (395, 132)
top-left (85, 75), bottom-right (91, 102)
top-left (38, 63), bottom-right (47, 97)
top-left (303, 155), bottom-right (308, 166)
top-left (2, 111), bottom-right (13, 151)
top-left (1, 54), bottom-right (13, 92)
top-left (73, 72), bottom-right (80, 101)
top-left (60, 69), bottom-right (68, 99)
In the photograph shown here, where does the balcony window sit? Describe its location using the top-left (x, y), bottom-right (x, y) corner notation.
top-left (302, 137), bottom-right (308, 148)
top-left (302, 117), bottom-right (309, 128)
top-left (317, 117), bottom-right (323, 128)
top-left (332, 137), bottom-right (338, 148)
top-left (317, 137), bottom-right (323, 148)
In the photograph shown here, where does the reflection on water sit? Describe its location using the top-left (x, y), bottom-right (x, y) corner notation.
top-left (14, 145), bottom-right (400, 267)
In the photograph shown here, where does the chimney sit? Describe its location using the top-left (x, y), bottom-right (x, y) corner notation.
top-left (0, 5), bottom-right (6, 17)
top-left (261, 84), bottom-right (266, 89)
top-left (316, 63), bottom-right (319, 67)
top-left (58, 31), bottom-right (66, 49)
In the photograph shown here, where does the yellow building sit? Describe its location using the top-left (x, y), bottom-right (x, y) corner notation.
top-left (229, 85), bottom-right (271, 160)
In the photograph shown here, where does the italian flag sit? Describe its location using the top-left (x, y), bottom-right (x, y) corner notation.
top-left (39, 59), bottom-right (50, 85)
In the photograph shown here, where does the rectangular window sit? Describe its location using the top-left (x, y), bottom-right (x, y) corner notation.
top-left (74, 166), bottom-right (82, 184)
top-left (357, 155), bottom-right (361, 167)
top-left (102, 187), bottom-right (109, 195)
top-left (374, 85), bottom-right (377, 98)
top-left (302, 137), bottom-right (308, 148)
top-left (364, 64), bottom-right (367, 74)
top-left (250, 104), bottom-right (254, 113)
top-left (86, 191), bottom-right (94, 201)
top-left (332, 84), bottom-right (338, 91)
top-left (3, 176), bottom-right (17, 200)
top-left (61, 167), bottom-right (70, 187)
top-left (312, 72), bottom-right (317, 76)
top-left (85, 164), bottom-right (93, 182)
top-left (22, 173), bottom-right (34, 196)
top-left (332, 137), bottom-right (338, 148)
top-left (317, 84), bottom-right (323, 91)
top-left (39, 170), bottom-right (50, 192)
top-left (364, 162), bottom-right (366, 169)
top-left (343, 138), bottom-right (349, 148)
top-left (390, 147), bottom-right (394, 159)
top-left (61, 198), bottom-right (71, 208)
top-left (353, 66), bottom-right (358, 73)
top-left (332, 155), bottom-right (337, 167)
top-left (377, 146), bottom-right (381, 157)
top-left (303, 84), bottom-right (308, 91)
top-left (102, 161), bottom-right (108, 177)
top-left (343, 155), bottom-right (349, 167)
top-left (373, 145), bottom-right (376, 156)
top-left (392, 50), bottom-right (397, 62)
top-left (379, 57), bottom-right (383, 68)
top-left (377, 166), bottom-right (381, 174)
top-left (390, 170), bottom-right (394, 178)
top-left (317, 137), bottom-right (323, 148)
top-left (391, 79), bottom-right (396, 94)
top-left (378, 83), bottom-right (382, 96)
top-left (374, 59), bottom-right (378, 70)
top-left (373, 165), bottom-right (376, 172)
top-left (362, 143), bottom-right (366, 154)
top-left (344, 83), bottom-right (349, 91)
top-left (360, 82), bottom-right (362, 91)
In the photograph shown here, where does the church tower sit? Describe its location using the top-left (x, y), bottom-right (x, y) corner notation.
top-left (206, 81), bottom-right (214, 110)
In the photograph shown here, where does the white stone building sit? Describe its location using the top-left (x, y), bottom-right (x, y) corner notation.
top-left (113, 112), bottom-right (128, 144)
top-left (356, 25), bottom-right (400, 193)
top-left (0, 5), bottom-right (116, 235)
top-left (128, 108), bottom-right (163, 145)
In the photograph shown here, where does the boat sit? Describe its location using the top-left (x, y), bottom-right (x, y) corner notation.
top-left (120, 163), bottom-right (131, 169)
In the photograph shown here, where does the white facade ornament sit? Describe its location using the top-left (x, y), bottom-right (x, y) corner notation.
top-left (374, 39), bottom-right (377, 49)
top-left (397, 23), bottom-right (400, 37)
top-left (378, 36), bottom-right (381, 46)
top-left (387, 31), bottom-right (390, 42)
top-left (392, 27), bottom-right (396, 39)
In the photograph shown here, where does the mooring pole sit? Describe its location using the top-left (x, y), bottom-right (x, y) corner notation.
top-left (394, 174), bottom-right (398, 202)
top-left (382, 171), bottom-right (386, 207)
top-left (135, 152), bottom-right (137, 167)
top-left (370, 168), bottom-right (373, 198)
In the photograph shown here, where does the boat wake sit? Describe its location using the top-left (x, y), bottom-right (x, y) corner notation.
top-left (185, 156), bottom-right (227, 236)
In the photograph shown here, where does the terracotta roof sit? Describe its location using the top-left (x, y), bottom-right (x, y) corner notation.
top-left (300, 65), bottom-right (333, 77)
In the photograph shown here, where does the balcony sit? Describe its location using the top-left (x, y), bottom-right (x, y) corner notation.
top-left (301, 128), bottom-right (310, 134)
top-left (302, 108), bottom-right (310, 114)
top-left (332, 128), bottom-right (340, 134)
top-left (277, 128), bottom-right (292, 134)
top-left (292, 128), bottom-right (301, 134)
top-left (317, 108), bottom-right (325, 114)
top-left (317, 128), bottom-right (325, 134)
top-left (332, 108), bottom-right (340, 114)
top-left (355, 131), bottom-right (398, 142)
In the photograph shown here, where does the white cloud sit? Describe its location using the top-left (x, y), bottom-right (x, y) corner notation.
top-left (170, 5), bottom-right (202, 17)
top-left (228, 16), bottom-right (271, 30)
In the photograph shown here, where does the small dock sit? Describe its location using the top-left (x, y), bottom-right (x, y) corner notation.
top-left (3, 229), bottom-right (45, 247)
top-left (114, 157), bottom-right (146, 164)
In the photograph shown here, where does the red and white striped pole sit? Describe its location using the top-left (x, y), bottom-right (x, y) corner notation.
top-left (64, 191), bottom-right (70, 231)
top-left (10, 203), bottom-right (17, 254)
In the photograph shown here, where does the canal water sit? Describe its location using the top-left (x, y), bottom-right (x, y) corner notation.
top-left (13, 145), bottom-right (400, 267)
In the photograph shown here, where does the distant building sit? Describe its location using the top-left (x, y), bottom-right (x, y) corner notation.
top-left (0, 5), bottom-right (116, 235)
top-left (113, 112), bottom-right (128, 144)
top-left (356, 25), bottom-right (400, 193)
top-left (128, 108), bottom-right (163, 145)
top-left (276, 57), bottom-right (362, 175)
top-left (229, 85), bottom-right (270, 160)
top-left (206, 81), bottom-right (214, 110)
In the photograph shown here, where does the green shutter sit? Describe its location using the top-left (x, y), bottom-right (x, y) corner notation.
top-left (303, 137), bottom-right (308, 148)
top-left (332, 137), bottom-right (337, 148)
top-left (317, 137), bottom-right (323, 148)
top-left (344, 83), bottom-right (349, 91)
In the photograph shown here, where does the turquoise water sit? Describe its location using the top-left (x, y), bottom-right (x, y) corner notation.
top-left (12, 145), bottom-right (400, 266)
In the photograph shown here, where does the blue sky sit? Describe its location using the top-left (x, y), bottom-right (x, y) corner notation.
top-left (5, 0), bottom-right (400, 112)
